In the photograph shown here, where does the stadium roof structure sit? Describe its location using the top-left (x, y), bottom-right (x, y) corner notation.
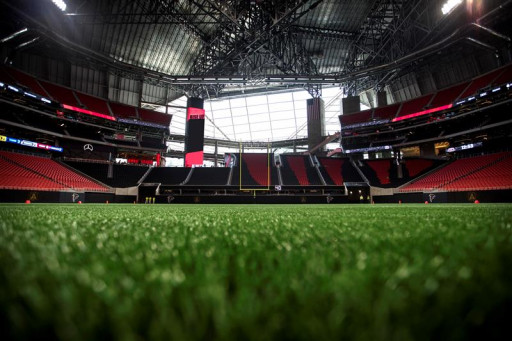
top-left (1, 0), bottom-right (512, 146)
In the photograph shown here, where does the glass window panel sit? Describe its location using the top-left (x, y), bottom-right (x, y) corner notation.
top-left (168, 95), bottom-right (187, 106)
top-left (270, 120), bottom-right (292, 130)
top-left (325, 124), bottom-right (340, 135)
top-left (245, 95), bottom-right (267, 106)
top-left (210, 101), bottom-right (230, 110)
top-left (229, 98), bottom-right (246, 108)
top-left (166, 141), bottom-right (184, 151)
top-left (214, 118), bottom-right (234, 127)
top-left (249, 113), bottom-right (269, 123)
top-left (268, 92), bottom-right (293, 103)
top-left (271, 110), bottom-right (295, 121)
top-left (322, 87), bottom-right (342, 97)
top-left (167, 108), bottom-right (185, 116)
top-left (232, 116), bottom-right (249, 126)
top-left (294, 108), bottom-right (307, 118)
top-left (247, 104), bottom-right (268, 114)
top-left (235, 131), bottom-right (252, 140)
top-left (291, 90), bottom-right (311, 101)
top-left (251, 130), bottom-right (271, 140)
top-left (250, 121), bottom-right (271, 132)
top-left (271, 129), bottom-right (295, 140)
top-left (204, 145), bottom-right (215, 153)
top-left (211, 108), bottom-right (232, 119)
top-left (233, 125), bottom-right (250, 134)
top-left (217, 125), bottom-right (235, 137)
top-left (231, 107), bottom-right (248, 117)
top-left (164, 157), bottom-right (184, 167)
top-left (268, 101), bottom-right (293, 112)
top-left (293, 101), bottom-right (307, 109)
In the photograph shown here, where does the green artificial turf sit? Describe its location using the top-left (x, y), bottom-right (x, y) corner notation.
top-left (1, 203), bottom-right (511, 340)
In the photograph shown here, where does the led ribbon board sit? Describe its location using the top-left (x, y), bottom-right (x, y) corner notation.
top-left (344, 145), bottom-right (392, 154)
top-left (184, 99), bottom-right (205, 168)
top-left (117, 118), bottom-right (168, 129)
top-left (62, 104), bottom-right (116, 121)
top-left (446, 142), bottom-right (483, 153)
top-left (1, 82), bottom-right (56, 106)
top-left (0, 134), bottom-right (63, 152)
top-left (391, 104), bottom-right (453, 123)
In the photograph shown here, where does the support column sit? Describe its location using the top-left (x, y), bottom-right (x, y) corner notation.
top-left (307, 98), bottom-right (325, 152)
top-left (420, 143), bottom-right (436, 158)
top-left (341, 96), bottom-right (361, 115)
top-left (184, 97), bottom-right (205, 167)
top-left (340, 96), bottom-right (361, 133)
top-left (377, 91), bottom-right (388, 107)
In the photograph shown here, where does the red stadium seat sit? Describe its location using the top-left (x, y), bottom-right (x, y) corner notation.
top-left (242, 153), bottom-right (271, 186)
top-left (340, 110), bottom-right (373, 126)
top-left (365, 160), bottom-right (391, 185)
top-left (40, 80), bottom-right (81, 106)
top-left (318, 158), bottom-right (344, 186)
top-left (396, 94), bottom-right (433, 118)
top-left (75, 92), bottom-right (112, 116)
top-left (284, 155), bottom-right (310, 186)
top-left (0, 151), bottom-right (110, 192)
top-left (6, 68), bottom-right (49, 97)
top-left (400, 153), bottom-right (507, 192)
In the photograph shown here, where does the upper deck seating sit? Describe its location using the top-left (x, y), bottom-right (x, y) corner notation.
top-left (40, 81), bottom-right (80, 107)
top-left (75, 92), bottom-right (112, 116)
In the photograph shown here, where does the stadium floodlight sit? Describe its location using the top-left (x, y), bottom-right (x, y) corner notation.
top-left (441, 0), bottom-right (463, 15)
top-left (51, 0), bottom-right (67, 12)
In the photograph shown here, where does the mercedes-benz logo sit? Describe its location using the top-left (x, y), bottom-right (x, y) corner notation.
top-left (83, 144), bottom-right (94, 151)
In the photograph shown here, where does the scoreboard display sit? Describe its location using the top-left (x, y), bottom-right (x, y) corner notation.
top-left (184, 98), bottom-right (205, 167)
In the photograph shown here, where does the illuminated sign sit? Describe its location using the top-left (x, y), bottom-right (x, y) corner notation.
top-left (344, 145), bottom-right (392, 154)
top-left (24, 92), bottom-right (38, 99)
top-left (62, 104), bottom-right (116, 121)
top-left (21, 140), bottom-right (37, 147)
top-left (392, 104), bottom-right (453, 123)
top-left (446, 142), bottom-right (483, 153)
top-left (341, 119), bottom-right (390, 130)
top-left (23, 91), bottom-right (54, 105)
top-left (7, 85), bottom-right (20, 93)
top-left (0, 134), bottom-right (63, 152)
top-left (187, 107), bottom-right (205, 120)
top-left (117, 118), bottom-right (168, 129)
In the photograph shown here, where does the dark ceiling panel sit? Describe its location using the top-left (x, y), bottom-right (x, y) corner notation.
top-left (1, 0), bottom-right (511, 100)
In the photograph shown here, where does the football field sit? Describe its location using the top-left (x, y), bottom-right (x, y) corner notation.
top-left (1, 203), bottom-right (511, 340)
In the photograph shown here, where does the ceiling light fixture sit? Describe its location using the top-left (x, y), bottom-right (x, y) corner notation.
top-left (441, 0), bottom-right (463, 15)
top-left (51, 0), bottom-right (67, 12)
top-left (1, 28), bottom-right (28, 43)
